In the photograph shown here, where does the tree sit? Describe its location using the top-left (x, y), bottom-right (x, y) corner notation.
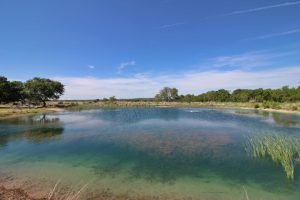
top-left (0, 76), bottom-right (10, 103)
top-left (109, 96), bottom-right (116, 102)
top-left (8, 81), bottom-right (25, 103)
top-left (155, 87), bottom-right (179, 101)
top-left (231, 89), bottom-right (251, 102)
top-left (25, 77), bottom-right (64, 107)
top-left (182, 94), bottom-right (194, 103)
top-left (214, 89), bottom-right (231, 102)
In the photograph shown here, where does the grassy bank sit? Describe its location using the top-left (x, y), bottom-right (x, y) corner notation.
top-left (1, 101), bottom-right (299, 119)
top-left (50, 100), bottom-right (300, 114)
top-left (0, 107), bottom-right (63, 119)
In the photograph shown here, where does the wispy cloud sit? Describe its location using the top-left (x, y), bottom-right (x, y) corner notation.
top-left (158, 22), bottom-right (185, 29)
top-left (211, 51), bottom-right (271, 69)
top-left (244, 29), bottom-right (300, 41)
top-left (224, 1), bottom-right (300, 16)
top-left (118, 60), bottom-right (136, 74)
top-left (209, 50), bottom-right (298, 70)
top-left (88, 65), bottom-right (95, 69)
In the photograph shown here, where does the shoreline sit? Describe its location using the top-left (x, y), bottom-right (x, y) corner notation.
top-left (0, 107), bottom-right (65, 119)
top-left (0, 102), bottom-right (299, 119)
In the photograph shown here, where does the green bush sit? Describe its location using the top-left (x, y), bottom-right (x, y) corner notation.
top-left (271, 102), bottom-right (281, 110)
top-left (254, 104), bottom-right (260, 109)
top-left (262, 101), bottom-right (270, 109)
top-left (292, 106), bottom-right (298, 111)
top-left (262, 101), bottom-right (281, 110)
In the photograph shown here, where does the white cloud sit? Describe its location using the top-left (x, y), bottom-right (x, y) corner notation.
top-left (158, 22), bottom-right (185, 29)
top-left (118, 60), bottom-right (136, 74)
top-left (54, 66), bottom-right (300, 100)
top-left (244, 29), bottom-right (300, 41)
top-left (224, 1), bottom-right (300, 16)
top-left (209, 50), bottom-right (297, 70)
top-left (211, 51), bottom-right (271, 69)
top-left (88, 65), bottom-right (95, 69)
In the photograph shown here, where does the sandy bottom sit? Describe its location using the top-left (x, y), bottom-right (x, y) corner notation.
top-left (0, 160), bottom-right (293, 200)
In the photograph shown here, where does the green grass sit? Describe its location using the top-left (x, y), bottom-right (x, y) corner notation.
top-left (0, 107), bottom-right (48, 118)
top-left (245, 134), bottom-right (300, 180)
top-left (50, 100), bottom-right (300, 112)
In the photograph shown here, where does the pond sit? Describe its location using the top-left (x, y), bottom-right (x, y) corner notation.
top-left (0, 108), bottom-right (299, 199)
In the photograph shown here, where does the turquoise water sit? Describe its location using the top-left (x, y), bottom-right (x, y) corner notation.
top-left (0, 108), bottom-right (299, 199)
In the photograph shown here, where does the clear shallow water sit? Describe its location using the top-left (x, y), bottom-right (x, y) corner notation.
top-left (0, 108), bottom-right (299, 199)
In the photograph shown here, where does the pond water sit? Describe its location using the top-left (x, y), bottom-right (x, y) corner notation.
top-left (0, 108), bottom-right (299, 199)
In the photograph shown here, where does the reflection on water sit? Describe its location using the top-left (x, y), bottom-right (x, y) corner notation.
top-left (233, 109), bottom-right (300, 127)
top-left (0, 115), bottom-right (63, 149)
top-left (0, 108), bottom-right (300, 199)
top-left (0, 114), bottom-right (60, 126)
top-left (22, 127), bottom-right (64, 142)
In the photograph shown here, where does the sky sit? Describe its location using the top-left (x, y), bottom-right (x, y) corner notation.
top-left (0, 0), bottom-right (300, 99)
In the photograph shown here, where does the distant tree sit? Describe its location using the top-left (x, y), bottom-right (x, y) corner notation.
top-left (155, 87), bottom-right (179, 101)
top-left (231, 89), bottom-right (251, 102)
top-left (165, 85), bottom-right (300, 103)
top-left (251, 88), bottom-right (264, 102)
top-left (214, 89), bottom-right (231, 102)
top-left (262, 89), bottom-right (272, 102)
top-left (183, 94), bottom-right (194, 103)
top-left (8, 81), bottom-right (25, 103)
top-left (109, 96), bottom-right (116, 102)
top-left (25, 77), bottom-right (64, 107)
top-left (0, 76), bottom-right (10, 103)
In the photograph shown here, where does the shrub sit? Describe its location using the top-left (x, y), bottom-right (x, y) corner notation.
top-left (292, 106), bottom-right (298, 111)
top-left (271, 102), bottom-right (281, 110)
top-left (262, 101), bottom-right (270, 109)
top-left (70, 102), bottom-right (78, 106)
top-left (254, 104), bottom-right (260, 109)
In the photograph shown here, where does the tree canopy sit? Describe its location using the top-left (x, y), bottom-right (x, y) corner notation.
top-left (0, 76), bottom-right (10, 103)
top-left (25, 78), bottom-right (64, 106)
top-left (0, 76), bottom-right (64, 106)
top-left (155, 87), bottom-right (179, 101)
top-left (156, 86), bottom-right (300, 103)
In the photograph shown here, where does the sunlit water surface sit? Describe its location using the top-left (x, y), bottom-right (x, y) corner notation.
top-left (0, 108), bottom-right (300, 199)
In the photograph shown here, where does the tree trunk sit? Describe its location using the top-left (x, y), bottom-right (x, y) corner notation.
top-left (42, 100), bottom-right (46, 107)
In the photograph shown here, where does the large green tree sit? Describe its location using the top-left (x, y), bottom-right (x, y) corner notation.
top-left (0, 76), bottom-right (10, 103)
top-left (8, 81), bottom-right (25, 103)
top-left (25, 78), bottom-right (64, 107)
top-left (155, 87), bottom-right (179, 101)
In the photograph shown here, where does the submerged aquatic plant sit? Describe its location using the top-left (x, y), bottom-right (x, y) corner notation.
top-left (245, 134), bottom-right (300, 180)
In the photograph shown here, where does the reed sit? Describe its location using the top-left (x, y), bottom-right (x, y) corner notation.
top-left (245, 134), bottom-right (300, 180)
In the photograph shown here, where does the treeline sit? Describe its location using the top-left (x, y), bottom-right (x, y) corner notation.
top-left (156, 86), bottom-right (300, 103)
top-left (0, 76), bottom-right (64, 106)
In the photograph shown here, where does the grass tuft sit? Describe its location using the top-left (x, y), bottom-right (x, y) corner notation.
top-left (245, 134), bottom-right (300, 180)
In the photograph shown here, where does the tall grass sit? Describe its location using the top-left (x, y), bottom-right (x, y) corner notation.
top-left (245, 134), bottom-right (300, 180)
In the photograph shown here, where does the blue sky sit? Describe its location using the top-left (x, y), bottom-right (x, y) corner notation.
top-left (0, 0), bottom-right (300, 99)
